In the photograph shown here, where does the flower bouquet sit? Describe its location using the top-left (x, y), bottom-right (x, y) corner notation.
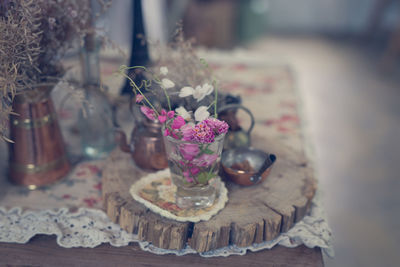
top-left (119, 57), bottom-right (229, 208)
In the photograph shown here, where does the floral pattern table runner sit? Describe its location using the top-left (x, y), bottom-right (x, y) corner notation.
top-left (0, 50), bottom-right (333, 257)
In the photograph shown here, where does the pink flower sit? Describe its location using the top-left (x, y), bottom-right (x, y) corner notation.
top-left (171, 130), bottom-right (178, 139)
top-left (164, 128), bottom-right (179, 139)
top-left (140, 106), bottom-right (156, 121)
top-left (183, 171), bottom-right (194, 183)
top-left (164, 128), bottom-right (171, 136)
top-left (158, 109), bottom-right (167, 123)
top-left (180, 124), bottom-right (195, 141)
top-left (179, 143), bottom-right (200, 161)
top-left (171, 116), bottom-right (185, 130)
top-left (190, 167), bottom-right (200, 175)
top-left (183, 167), bottom-right (200, 183)
top-left (205, 118), bottom-right (229, 134)
top-left (192, 121), bottom-right (215, 143)
top-left (193, 154), bottom-right (218, 167)
top-left (167, 110), bottom-right (175, 119)
top-left (135, 94), bottom-right (144, 103)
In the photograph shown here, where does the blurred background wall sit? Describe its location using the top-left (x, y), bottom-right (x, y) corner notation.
top-left (105, 0), bottom-right (400, 47)
top-left (260, 0), bottom-right (390, 34)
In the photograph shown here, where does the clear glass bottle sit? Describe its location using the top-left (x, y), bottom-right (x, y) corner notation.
top-left (78, 86), bottom-right (116, 159)
top-left (78, 33), bottom-right (115, 159)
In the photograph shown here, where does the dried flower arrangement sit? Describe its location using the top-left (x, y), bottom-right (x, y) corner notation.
top-left (0, 0), bottom-right (112, 142)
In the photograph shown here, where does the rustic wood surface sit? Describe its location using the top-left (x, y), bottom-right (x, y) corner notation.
top-left (103, 133), bottom-right (317, 253)
top-left (0, 235), bottom-right (324, 267)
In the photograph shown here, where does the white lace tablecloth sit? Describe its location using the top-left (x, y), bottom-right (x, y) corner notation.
top-left (0, 51), bottom-right (334, 257)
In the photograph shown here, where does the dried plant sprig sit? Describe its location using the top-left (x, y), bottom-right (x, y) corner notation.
top-left (137, 25), bottom-right (217, 114)
top-left (0, 0), bottom-right (113, 142)
top-left (0, 0), bottom-right (42, 95)
top-left (149, 25), bottom-right (213, 89)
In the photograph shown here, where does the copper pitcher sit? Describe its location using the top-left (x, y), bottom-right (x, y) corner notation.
top-left (9, 93), bottom-right (70, 188)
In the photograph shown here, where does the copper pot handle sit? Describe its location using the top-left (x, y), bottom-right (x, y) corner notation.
top-left (114, 129), bottom-right (131, 153)
top-left (218, 104), bottom-right (255, 135)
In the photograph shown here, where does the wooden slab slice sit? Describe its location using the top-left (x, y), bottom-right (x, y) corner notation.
top-left (102, 134), bottom-right (316, 252)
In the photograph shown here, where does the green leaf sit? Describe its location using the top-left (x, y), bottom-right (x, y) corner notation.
top-left (203, 148), bottom-right (214, 155)
top-left (197, 172), bottom-right (215, 184)
top-left (197, 172), bottom-right (209, 184)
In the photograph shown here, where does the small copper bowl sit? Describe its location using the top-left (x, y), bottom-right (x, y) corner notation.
top-left (221, 147), bottom-right (276, 186)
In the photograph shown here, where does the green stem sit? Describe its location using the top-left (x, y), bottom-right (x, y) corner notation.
top-left (152, 74), bottom-right (172, 112)
top-left (162, 86), bottom-right (172, 111)
top-left (207, 164), bottom-right (215, 177)
top-left (207, 101), bottom-right (215, 110)
top-left (213, 79), bottom-right (218, 119)
top-left (200, 58), bottom-right (218, 118)
top-left (121, 65), bottom-right (148, 71)
top-left (190, 169), bottom-right (200, 184)
top-left (117, 66), bottom-right (159, 116)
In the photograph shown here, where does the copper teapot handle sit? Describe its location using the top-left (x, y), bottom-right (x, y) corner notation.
top-left (218, 104), bottom-right (255, 135)
top-left (111, 100), bottom-right (131, 153)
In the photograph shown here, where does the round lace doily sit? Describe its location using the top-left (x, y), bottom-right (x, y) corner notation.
top-left (129, 169), bottom-right (228, 222)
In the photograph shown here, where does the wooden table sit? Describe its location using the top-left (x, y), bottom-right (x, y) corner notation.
top-left (0, 235), bottom-right (324, 266)
top-left (0, 137), bottom-right (324, 266)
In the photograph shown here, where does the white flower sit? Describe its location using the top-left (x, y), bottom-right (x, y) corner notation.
top-left (175, 106), bottom-right (191, 121)
top-left (179, 86), bottom-right (194, 98)
top-left (179, 83), bottom-right (214, 102)
top-left (201, 83), bottom-right (214, 96)
top-left (194, 83), bottom-right (214, 101)
top-left (161, 78), bottom-right (175, 89)
top-left (160, 66), bottom-right (168, 75)
top-left (194, 106), bottom-right (210, 122)
top-left (192, 85), bottom-right (203, 100)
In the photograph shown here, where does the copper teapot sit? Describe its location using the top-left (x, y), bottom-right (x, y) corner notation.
top-left (129, 114), bottom-right (168, 171)
top-left (115, 101), bottom-right (168, 172)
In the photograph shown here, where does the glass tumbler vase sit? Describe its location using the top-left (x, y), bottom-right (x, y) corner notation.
top-left (163, 132), bottom-right (225, 209)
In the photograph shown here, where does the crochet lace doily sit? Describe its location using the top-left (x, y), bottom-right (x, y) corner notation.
top-left (0, 190), bottom-right (333, 257)
top-left (129, 169), bottom-right (229, 223)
